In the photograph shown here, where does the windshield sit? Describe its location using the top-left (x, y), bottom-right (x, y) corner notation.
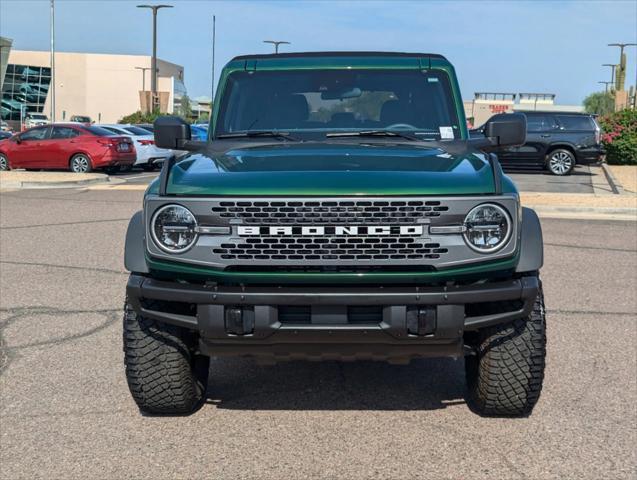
top-left (216, 69), bottom-right (461, 140)
top-left (123, 126), bottom-right (152, 136)
top-left (84, 125), bottom-right (120, 137)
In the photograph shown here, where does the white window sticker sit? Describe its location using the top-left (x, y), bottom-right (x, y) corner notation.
top-left (439, 126), bottom-right (454, 139)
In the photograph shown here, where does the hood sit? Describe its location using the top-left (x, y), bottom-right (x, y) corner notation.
top-left (152, 141), bottom-right (504, 196)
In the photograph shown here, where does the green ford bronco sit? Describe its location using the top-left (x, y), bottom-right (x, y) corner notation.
top-left (123, 52), bottom-right (546, 416)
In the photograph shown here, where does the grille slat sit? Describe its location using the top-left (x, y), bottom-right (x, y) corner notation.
top-left (215, 200), bottom-right (448, 224)
top-left (213, 236), bottom-right (448, 261)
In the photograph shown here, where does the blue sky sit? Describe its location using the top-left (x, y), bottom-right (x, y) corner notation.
top-left (1, 0), bottom-right (636, 104)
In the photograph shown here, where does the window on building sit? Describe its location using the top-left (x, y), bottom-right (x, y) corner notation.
top-left (1, 64), bottom-right (52, 121)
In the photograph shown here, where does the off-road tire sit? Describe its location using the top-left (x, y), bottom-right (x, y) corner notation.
top-left (123, 302), bottom-right (209, 415)
top-left (465, 284), bottom-right (546, 417)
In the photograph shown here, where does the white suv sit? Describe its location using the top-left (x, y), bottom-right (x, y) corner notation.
top-left (97, 124), bottom-right (173, 171)
top-left (25, 113), bottom-right (49, 129)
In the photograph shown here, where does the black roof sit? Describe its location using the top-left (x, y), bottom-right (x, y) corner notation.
top-left (232, 51), bottom-right (447, 61)
top-left (522, 111), bottom-right (592, 116)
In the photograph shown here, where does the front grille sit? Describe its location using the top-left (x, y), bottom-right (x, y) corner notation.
top-left (147, 195), bottom-right (519, 270)
top-left (213, 236), bottom-right (448, 261)
top-left (212, 200), bottom-right (449, 224)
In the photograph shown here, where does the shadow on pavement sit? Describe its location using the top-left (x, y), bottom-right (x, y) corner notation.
top-left (205, 357), bottom-right (467, 411)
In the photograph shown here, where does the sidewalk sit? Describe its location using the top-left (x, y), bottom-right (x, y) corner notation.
top-left (521, 192), bottom-right (637, 221)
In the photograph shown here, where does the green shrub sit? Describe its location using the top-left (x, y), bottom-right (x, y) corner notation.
top-left (118, 109), bottom-right (192, 125)
top-left (118, 110), bottom-right (163, 125)
top-left (599, 109), bottom-right (637, 165)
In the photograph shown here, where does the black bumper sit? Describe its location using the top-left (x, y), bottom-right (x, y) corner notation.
top-left (576, 146), bottom-right (605, 164)
top-left (126, 274), bottom-right (539, 362)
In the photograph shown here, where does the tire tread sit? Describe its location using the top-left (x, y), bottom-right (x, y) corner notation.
top-left (466, 284), bottom-right (547, 416)
top-left (123, 302), bottom-right (207, 414)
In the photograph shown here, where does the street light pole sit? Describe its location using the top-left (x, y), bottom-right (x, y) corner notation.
top-left (50, 0), bottom-right (56, 122)
top-left (135, 66), bottom-right (153, 92)
top-left (598, 81), bottom-right (612, 93)
top-left (211, 15), bottom-right (216, 102)
top-left (137, 4), bottom-right (173, 112)
top-left (263, 40), bottom-right (290, 54)
top-left (602, 64), bottom-right (617, 88)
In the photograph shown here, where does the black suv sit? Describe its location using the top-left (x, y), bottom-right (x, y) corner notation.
top-left (489, 112), bottom-right (603, 175)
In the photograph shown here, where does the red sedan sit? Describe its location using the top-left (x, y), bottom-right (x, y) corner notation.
top-left (0, 124), bottom-right (136, 173)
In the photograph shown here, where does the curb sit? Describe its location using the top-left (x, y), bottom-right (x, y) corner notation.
top-left (600, 163), bottom-right (623, 195)
top-left (0, 175), bottom-right (116, 190)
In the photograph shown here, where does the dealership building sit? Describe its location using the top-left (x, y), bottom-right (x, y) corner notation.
top-left (1, 46), bottom-right (187, 127)
top-left (464, 92), bottom-right (584, 127)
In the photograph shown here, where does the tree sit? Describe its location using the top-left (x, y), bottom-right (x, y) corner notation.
top-left (178, 95), bottom-right (192, 120)
top-left (583, 91), bottom-right (615, 116)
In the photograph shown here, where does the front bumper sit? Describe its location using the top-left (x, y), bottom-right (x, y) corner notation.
top-left (126, 274), bottom-right (539, 362)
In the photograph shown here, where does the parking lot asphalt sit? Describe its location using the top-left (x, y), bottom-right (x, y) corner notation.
top-left (508, 165), bottom-right (599, 194)
top-left (111, 164), bottom-right (608, 195)
top-left (1, 187), bottom-right (635, 480)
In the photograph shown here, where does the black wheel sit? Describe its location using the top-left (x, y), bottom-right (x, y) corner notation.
top-left (0, 153), bottom-right (9, 171)
top-left (123, 302), bottom-right (209, 415)
top-left (141, 163), bottom-right (155, 172)
top-left (69, 153), bottom-right (93, 173)
top-left (546, 149), bottom-right (575, 176)
top-left (465, 283), bottom-right (546, 417)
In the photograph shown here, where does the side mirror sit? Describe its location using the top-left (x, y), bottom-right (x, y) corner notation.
top-left (484, 113), bottom-right (526, 148)
top-left (154, 116), bottom-right (191, 149)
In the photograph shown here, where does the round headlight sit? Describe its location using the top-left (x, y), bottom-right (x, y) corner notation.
top-left (151, 204), bottom-right (198, 253)
top-left (463, 203), bottom-right (511, 253)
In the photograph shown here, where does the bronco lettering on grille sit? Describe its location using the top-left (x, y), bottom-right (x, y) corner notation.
top-left (238, 225), bottom-right (425, 236)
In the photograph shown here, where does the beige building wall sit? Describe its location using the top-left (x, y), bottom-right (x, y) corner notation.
top-left (464, 100), bottom-right (514, 127)
top-left (7, 50), bottom-right (184, 123)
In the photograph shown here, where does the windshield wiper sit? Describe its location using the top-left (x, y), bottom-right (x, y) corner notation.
top-left (216, 130), bottom-right (301, 141)
top-left (326, 130), bottom-right (419, 141)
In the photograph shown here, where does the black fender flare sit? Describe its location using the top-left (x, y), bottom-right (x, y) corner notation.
top-left (124, 211), bottom-right (149, 274)
top-left (516, 207), bottom-right (544, 273)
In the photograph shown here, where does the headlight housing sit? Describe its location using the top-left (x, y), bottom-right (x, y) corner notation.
top-left (151, 204), bottom-right (198, 253)
top-left (463, 203), bottom-right (511, 253)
